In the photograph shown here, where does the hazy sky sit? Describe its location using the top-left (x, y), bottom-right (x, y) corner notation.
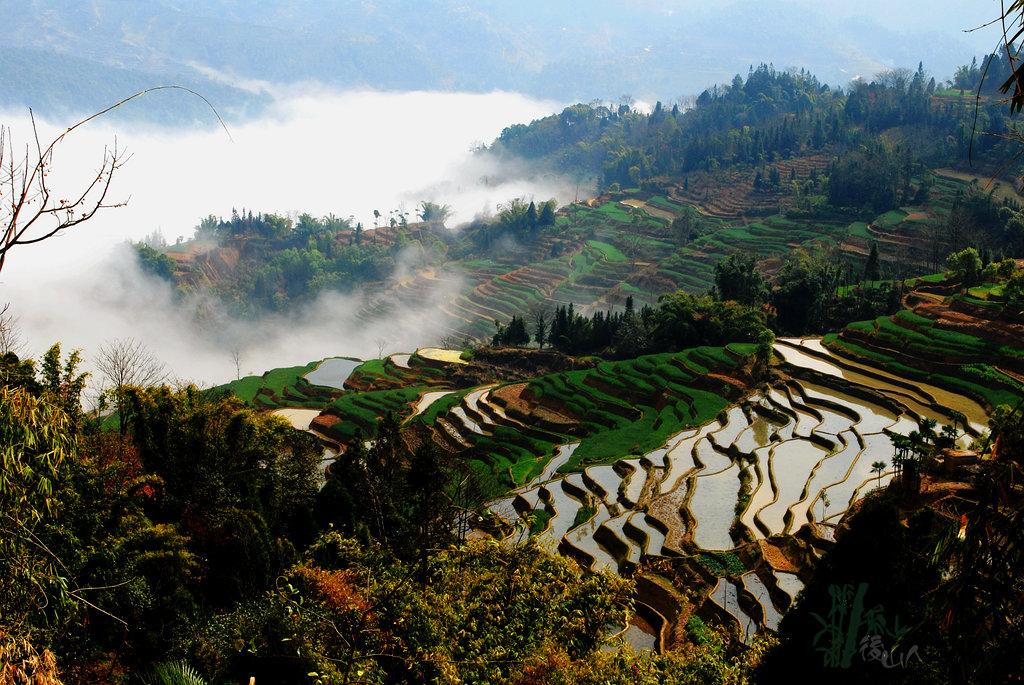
top-left (784, 0), bottom-right (998, 38)
top-left (692, 0), bottom-right (996, 39)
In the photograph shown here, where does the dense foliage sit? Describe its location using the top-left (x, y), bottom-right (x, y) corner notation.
top-left (491, 61), bottom-right (1022, 198)
top-left (0, 347), bottom-right (771, 683)
top-left (492, 294), bottom-right (769, 359)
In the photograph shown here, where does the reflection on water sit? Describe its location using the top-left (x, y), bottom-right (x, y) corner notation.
top-left (774, 570), bottom-right (805, 602)
top-left (538, 482), bottom-right (583, 550)
top-left (565, 505), bottom-right (617, 571)
top-left (604, 512), bottom-right (641, 564)
top-left (272, 407), bottom-right (322, 430)
top-left (304, 357), bottom-right (362, 389)
top-left (757, 440), bottom-right (829, 534)
top-left (623, 459), bottom-right (646, 505)
top-left (412, 391), bottom-right (453, 417)
top-left (776, 339), bottom-right (988, 431)
top-left (586, 464), bottom-right (623, 506)
top-left (735, 413), bottom-right (781, 453)
top-left (622, 621), bottom-right (657, 651)
top-left (709, 578), bottom-right (757, 645)
top-left (451, 406), bottom-right (485, 435)
top-left (743, 573), bottom-right (783, 631)
top-left (417, 347), bottom-right (468, 364)
top-left (628, 512), bottom-right (666, 556)
top-left (690, 464), bottom-right (741, 549)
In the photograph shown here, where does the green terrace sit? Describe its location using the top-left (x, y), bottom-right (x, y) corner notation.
top-left (400, 179), bottom-right (998, 347)
top-left (522, 348), bottom-right (742, 470)
top-left (223, 361), bottom-right (340, 409)
top-left (323, 386), bottom-right (425, 444)
top-left (828, 312), bottom-right (1024, 411)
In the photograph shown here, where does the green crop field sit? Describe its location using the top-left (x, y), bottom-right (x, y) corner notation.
top-left (588, 240), bottom-right (627, 261)
top-left (222, 360), bottom-right (330, 409)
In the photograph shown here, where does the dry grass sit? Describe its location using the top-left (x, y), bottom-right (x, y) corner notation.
top-left (0, 633), bottom-right (63, 685)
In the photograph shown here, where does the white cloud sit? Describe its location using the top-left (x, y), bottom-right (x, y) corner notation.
top-left (0, 88), bottom-right (572, 387)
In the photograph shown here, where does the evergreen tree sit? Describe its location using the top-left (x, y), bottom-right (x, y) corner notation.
top-left (534, 311), bottom-right (547, 349)
top-left (864, 241), bottom-right (881, 282)
top-left (714, 251), bottom-right (767, 306)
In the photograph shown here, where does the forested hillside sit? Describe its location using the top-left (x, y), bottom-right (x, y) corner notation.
top-left (5, 7), bottom-right (1024, 677)
top-left (491, 60), bottom-right (1019, 190)
top-left (148, 59), bottom-right (1024, 343)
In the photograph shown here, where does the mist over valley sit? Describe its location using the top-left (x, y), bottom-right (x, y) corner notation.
top-left (1, 88), bottom-right (570, 386)
top-left (3, 3), bottom-right (1024, 682)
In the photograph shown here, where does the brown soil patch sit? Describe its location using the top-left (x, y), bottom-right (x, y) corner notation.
top-left (647, 485), bottom-right (692, 554)
top-left (758, 540), bottom-right (801, 573)
top-left (491, 383), bottom-right (531, 416)
top-left (708, 372), bottom-right (748, 393)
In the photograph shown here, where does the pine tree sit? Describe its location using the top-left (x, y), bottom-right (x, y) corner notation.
top-left (864, 242), bottom-right (881, 282)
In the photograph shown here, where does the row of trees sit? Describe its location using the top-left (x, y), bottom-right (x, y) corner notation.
top-left (492, 59), bottom-right (1024, 212)
top-left (491, 292), bottom-right (769, 359)
top-left (487, 244), bottom-right (907, 359)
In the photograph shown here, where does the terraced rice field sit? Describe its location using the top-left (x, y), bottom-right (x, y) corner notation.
top-left (487, 337), bottom-right (983, 564)
top-left (304, 357), bottom-right (362, 389)
top-left (241, 294), bottom-right (997, 646)
top-left (350, 176), bottom-right (980, 345)
top-left (466, 335), bottom-right (990, 642)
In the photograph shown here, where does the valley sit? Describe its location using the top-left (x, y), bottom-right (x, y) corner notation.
top-left (224, 269), bottom-right (1020, 657)
top-left (5, 16), bottom-right (1024, 680)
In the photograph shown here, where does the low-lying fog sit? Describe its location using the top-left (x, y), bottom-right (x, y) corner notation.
top-left (0, 88), bottom-right (574, 391)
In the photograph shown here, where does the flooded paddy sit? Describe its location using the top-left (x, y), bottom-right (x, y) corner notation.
top-left (626, 512), bottom-right (666, 556)
top-left (272, 407), bottom-right (323, 430)
top-left (709, 578), bottom-right (757, 645)
top-left (417, 347), bottom-right (468, 364)
top-left (622, 459), bottom-right (647, 506)
top-left (756, 440), bottom-right (830, 534)
top-left (464, 335), bottom-right (987, 638)
top-left (304, 357), bottom-right (362, 389)
top-left (743, 573), bottom-right (783, 631)
top-left (690, 464), bottom-right (742, 549)
top-left (412, 390), bottom-right (453, 417)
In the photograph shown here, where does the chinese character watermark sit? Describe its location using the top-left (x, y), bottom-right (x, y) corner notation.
top-left (811, 583), bottom-right (922, 669)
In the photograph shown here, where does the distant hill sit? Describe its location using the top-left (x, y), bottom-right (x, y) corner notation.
top-left (0, 0), bottom-right (993, 123)
top-left (145, 62), bottom-right (1024, 346)
top-left (0, 45), bottom-right (270, 124)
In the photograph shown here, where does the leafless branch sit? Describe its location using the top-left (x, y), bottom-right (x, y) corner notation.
top-left (0, 85), bottom-right (230, 274)
top-left (0, 304), bottom-right (26, 356)
top-left (96, 337), bottom-right (167, 389)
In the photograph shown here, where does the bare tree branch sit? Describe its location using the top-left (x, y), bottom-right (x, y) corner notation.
top-left (231, 346), bottom-right (243, 380)
top-left (0, 304), bottom-right (26, 356)
top-left (95, 337), bottom-right (167, 390)
top-left (0, 85), bottom-right (230, 274)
